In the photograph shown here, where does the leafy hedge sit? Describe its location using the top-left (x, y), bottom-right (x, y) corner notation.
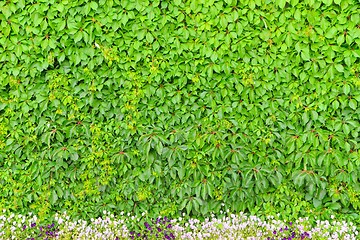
top-left (0, 0), bottom-right (359, 222)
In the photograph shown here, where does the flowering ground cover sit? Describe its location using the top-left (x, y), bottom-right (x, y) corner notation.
top-left (0, 209), bottom-right (358, 239)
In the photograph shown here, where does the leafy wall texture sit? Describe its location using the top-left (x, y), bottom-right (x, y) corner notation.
top-left (0, 0), bottom-right (359, 221)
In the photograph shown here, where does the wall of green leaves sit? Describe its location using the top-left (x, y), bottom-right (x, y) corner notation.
top-left (0, 0), bottom-right (359, 222)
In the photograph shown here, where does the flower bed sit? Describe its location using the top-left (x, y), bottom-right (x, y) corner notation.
top-left (0, 210), bottom-right (358, 239)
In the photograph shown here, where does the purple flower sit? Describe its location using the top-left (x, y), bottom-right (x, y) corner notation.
top-left (301, 232), bottom-right (310, 239)
top-left (170, 233), bottom-right (175, 239)
top-left (289, 222), bottom-right (293, 226)
top-left (31, 223), bottom-right (36, 228)
top-left (137, 233), bottom-right (141, 237)
top-left (166, 224), bottom-right (172, 229)
top-left (23, 225), bottom-right (27, 230)
top-left (157, 227), bottom-right (162, 232)
top-left (273, 231), bottom-right (277, 235)
top-left (144, 222), bottom-right (150, 228)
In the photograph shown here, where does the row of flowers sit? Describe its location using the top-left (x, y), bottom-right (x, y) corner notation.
top-left (0, 209), bottom-right (358, 239)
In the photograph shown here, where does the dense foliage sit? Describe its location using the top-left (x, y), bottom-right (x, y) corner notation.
top-left (0, 0), bottom-right (359, 224)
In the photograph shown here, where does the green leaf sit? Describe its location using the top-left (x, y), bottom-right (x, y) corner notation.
top-left (287, 141), bottom-right (295, 154)
top-left (278, 0), bottom-right (286, 9)
top-left (332, 100), bottom-right (340, 110)
top-left (326, 202), bottom-right (341, 210)
top-left (90, 1), bottom-right (98, 10)
top-left (36, 176), bottom-right (42, 187)
top-left (335, 64), bottom-right (344, 72)
top-left (56, 3), bottom-right (64, 12)
top-left (74, 31), bottom-right (82, 43)
top-left (155, 141), bottom-right (163, 155)
top-left (325, 27), bottom-right (337, 39)
top-left (302, 112), bottom-right (309, 125)
top-left (344, 142), bottom-right (351, 152)
top-left (337, 34), bottom-right (345, 45)
top-left (137, 30), bottom-right (146, 40)
top-left (313, 198), bottom-right (322, 208)
top-left (318, 189), bottom-right (326, 200)
top-left (55, 185), bottom-right (64, 198)
top-left (186, 201), bottom-right (192, 215)
top-left (146, 32), bottom-right (154, 43)
top-left (84, 3), bottom-right (91, 15)
top-left (2, 5), bottom-right (12, 19)
top-left (293, 172), bottom-right (305, 188)
top-left (349, 99), bottom-right (357, 110)
top-left (343, 84), bottom-right (350, 95)
top-left (177, 167), bottom-right (184, 180)
top-left (301, 48), bottom-right (310, 61)
top-left (50, 190), bottom-right (58, 204)
top-left (311, 110), bottom-right (318, 121)
top-left (179, 199), bottom-right (188, 210)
